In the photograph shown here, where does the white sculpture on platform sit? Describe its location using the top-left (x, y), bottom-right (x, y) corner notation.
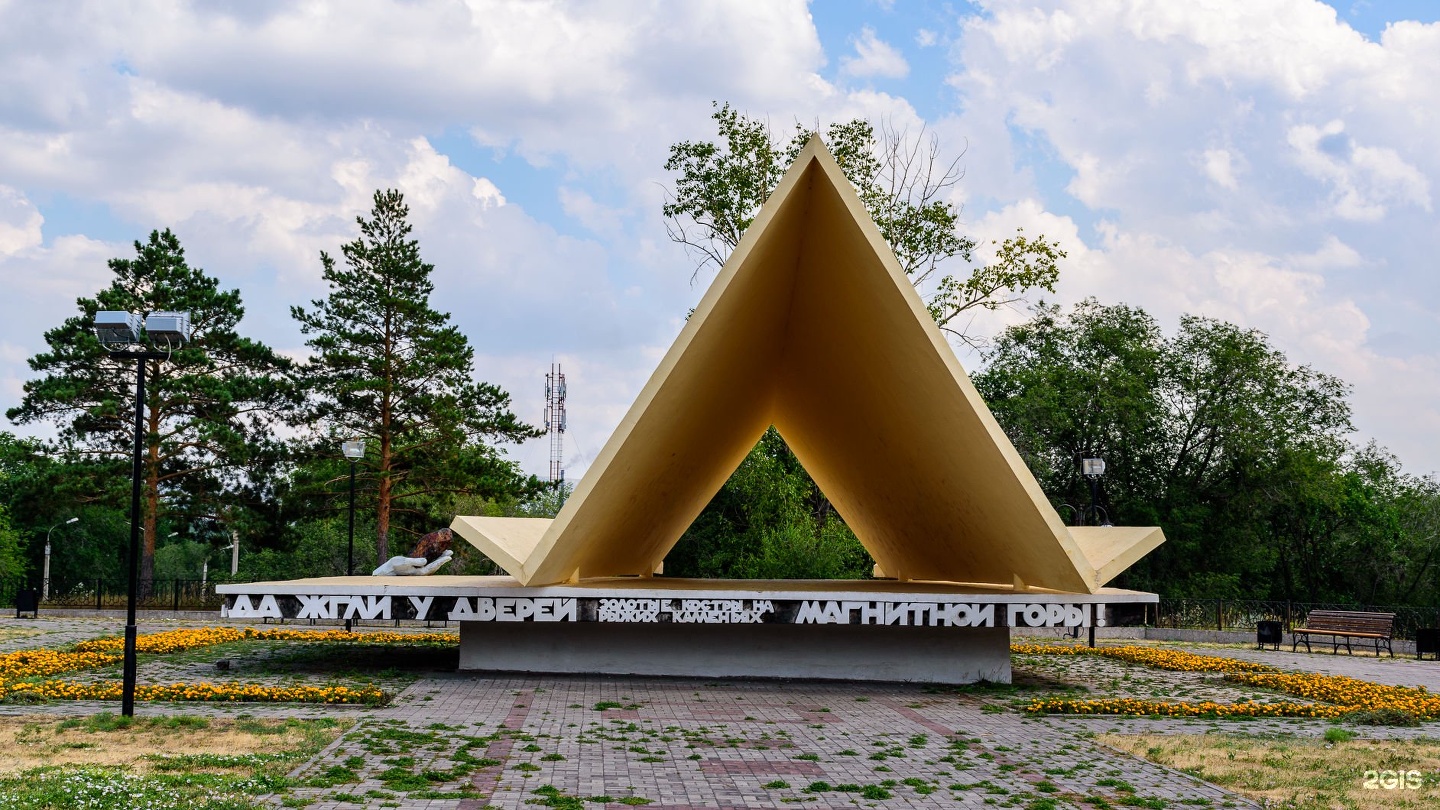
top-left (373, 550), bottom-right (453, 576)
top-left (372, 528), bottom-right (454, 576)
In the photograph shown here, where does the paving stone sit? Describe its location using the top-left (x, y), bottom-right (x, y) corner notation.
top-left (272, 674), bottom-right (1260, 809)
top-left (11, 616), bottom-right (1432, 808)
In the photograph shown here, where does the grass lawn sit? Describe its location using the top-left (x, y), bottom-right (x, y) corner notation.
top-left (0, 713), bottom-right (348, 809)
top-left (1101, 732), bottom-right (1440, 809)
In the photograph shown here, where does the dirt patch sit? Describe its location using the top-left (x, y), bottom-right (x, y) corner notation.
top-left (0, 714), bottom-right (329, 773)
top-left (1100, 732), bottom-right (1440, 809)
top-left (0, 628), bottom-right (42, 644)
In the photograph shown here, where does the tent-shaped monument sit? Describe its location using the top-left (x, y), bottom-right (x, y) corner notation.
top-left (453, 136), bottom-right (1164, 593)
top-left (219, 137), bottom-right (1164, 684)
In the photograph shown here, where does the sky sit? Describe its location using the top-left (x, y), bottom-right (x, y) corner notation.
top-left (1, 0), bottom-right (1438, 483)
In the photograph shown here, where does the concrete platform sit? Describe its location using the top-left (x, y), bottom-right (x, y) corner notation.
top-left (217, 576), bottom-right (1157, 684)
top-left (461, 621), bottom-right (1013, 684)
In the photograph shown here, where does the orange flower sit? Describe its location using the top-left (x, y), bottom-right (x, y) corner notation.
top-left (1016, 644), bottom-right (1438, 719)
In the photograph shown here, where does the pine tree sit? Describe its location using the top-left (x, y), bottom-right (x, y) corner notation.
top-left (7, 230), bottom-right (295, 587)
top-left (292, 189), bottom-right (541, 561)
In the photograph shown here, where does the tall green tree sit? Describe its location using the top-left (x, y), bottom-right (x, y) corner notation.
top-left (663, 102), bottom-right (1065, 347)
top-left (7, 230), bottom-right (293, 587)
top-left (0, 505), bottom-right (26, 584)
top-left (972, 299), bottom-right (1362, 600)
top-left (0, 432), bottom-right (129, 587)
top-left (662, 104), bottom-right (1066, 577)
top-left (666, 428), bottom-right (871, 580)
top-left (291, 189), bottom-right (542, 561)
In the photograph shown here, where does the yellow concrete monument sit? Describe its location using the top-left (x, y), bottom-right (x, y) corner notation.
top-left (219, 137), bottom-right (1165, 684)
top-left (452, 135), bottom-right (1163, 593)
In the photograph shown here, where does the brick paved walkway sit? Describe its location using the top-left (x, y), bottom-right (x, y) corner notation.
top-left (268, 673), bottom-right (1253, 809)
top-left (12, 617), bottom-right (1440, 808)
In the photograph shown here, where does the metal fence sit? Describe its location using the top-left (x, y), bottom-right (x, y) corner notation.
top-left (1119, 598), bottom-right (1440, 642)
top-left (0, 576), bottom-right (253, 613)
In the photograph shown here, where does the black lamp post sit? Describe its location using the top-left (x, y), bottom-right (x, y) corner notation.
top-left (341, 439), bottom-right (366, 576)
top-left (341, 439), bottom-right (365, 632)
top-left (1080, 457), bottom-right (1110, 649)
top-left (94, 310), bottom-right (191, 717)
top-left (1081, 457), bottom-right (1108, 526)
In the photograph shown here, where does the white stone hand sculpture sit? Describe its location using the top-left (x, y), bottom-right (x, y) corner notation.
top-left (372, 549), bottom-right (453, 576)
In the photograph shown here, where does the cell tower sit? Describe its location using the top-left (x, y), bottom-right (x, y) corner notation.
top-left (544, 363), bottom-right (567, 483)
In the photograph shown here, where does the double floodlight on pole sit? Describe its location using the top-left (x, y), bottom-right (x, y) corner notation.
top-left (341, 439), bottom-right (366, 579)
top-left (1080, 457), bottom-right (1112, 527)
top-left (341, 439), bottom-right (366, 632)
top-left (42, 517), bottom-right (80, 602)
top-left (94, 309), bottom-right (192, 718)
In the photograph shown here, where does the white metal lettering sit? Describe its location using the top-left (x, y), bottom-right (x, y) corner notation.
top-left (408, 596), bottom-right (435, 621)
top-left (450, 597), bottom-right (577, 622)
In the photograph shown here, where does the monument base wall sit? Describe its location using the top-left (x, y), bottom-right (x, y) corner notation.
top-left (458, 621), bottom-right (1012, 684)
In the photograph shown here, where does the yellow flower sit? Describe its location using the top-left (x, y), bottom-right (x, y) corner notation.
top-left (1017, 644), bottom-right (1438, 719)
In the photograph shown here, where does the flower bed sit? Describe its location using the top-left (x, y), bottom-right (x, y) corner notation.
top-left (0, 679), bottom-right (385, 705)
top-left (1026, 696), bottom-right (1348, 719)
top-left (1010, 643), bottom-right (1277, 673)
top-left (74, 626), bottom-right (458, 655)
top-left (1016, 644), bottom-right (1439, 720)
top-left (0, 649), bottom-right (120, 678)
top-left (0, 626), bottom-right (455, 704)
top-left (1226, 672), bottom-right (1440, 718)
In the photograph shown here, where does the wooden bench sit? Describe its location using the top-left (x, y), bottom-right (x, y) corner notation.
top-left (1291, 609), bottom-right (1395, 657)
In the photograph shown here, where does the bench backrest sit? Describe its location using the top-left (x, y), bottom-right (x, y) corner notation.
top-left (1303, 609), bottom-right (1395, 634)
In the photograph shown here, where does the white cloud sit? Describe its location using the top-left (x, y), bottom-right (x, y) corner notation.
top-left (4, 0), bottom-right (1439, 482)
top-left (841, 27), bottom-right (910, 79)
top-left (119, 0), bottom-right (829, 173)
top-left (1286, 234), bottom-right (1366, 273)
top-left (1287, 120), bottom-right (1431, 220)
top-left (0, 0), bottom-right (855, 481)
top-left (0, 232), bottom-right (125, 421)
top-left (75, 3), bottom-right (961, 477)
top-left (471, 178), bottom-right (505, 209)
top-left (558, 187), bottom-right (624, 236)
top-left (946, 0), bottom-right (1440, 471)
top-left (1200, 148), bottom-right (1240, 190)
top-left (0, 186), bottom-right (42, 256)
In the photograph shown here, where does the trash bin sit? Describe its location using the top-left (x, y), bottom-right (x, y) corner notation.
top-left (13, 588), bottom-right (39, 619)
top-left (1256, 620), bottom-right (1283, 651)
top-left (1417, 628), bottom-right (1440, 661)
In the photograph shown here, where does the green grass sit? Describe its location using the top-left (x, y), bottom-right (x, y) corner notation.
top-left (56, 712), bottom-right (214, 733)
top-left (1322, 727), bottom-right (1355, 743)
top-left (530, 784), bottom-right (652, 808)
top-left (593, 701), bottom-right (642, 711)
top-left (0, 717), bottom-right (346, 810)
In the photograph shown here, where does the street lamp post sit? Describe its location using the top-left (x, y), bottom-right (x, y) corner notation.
top-left (1080, 457), bottom-right (1109, 649)
top-left (341, 439), bottom-right (365, 632)
top-left (1081, 457), bottom-right (1106, 526)
top-left (42, 517), bottom-right (79, 601)
top-left (94, 310), bottom-right (191, 718)
top-left (202, 541), bottom-right (235, 600)
top-left (341, 440), bottom-right (366, 577)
